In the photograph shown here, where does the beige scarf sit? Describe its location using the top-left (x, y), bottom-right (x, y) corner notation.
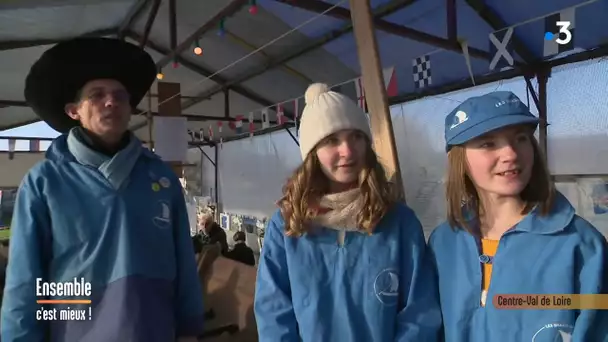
top-left (312, 188), bottom-right (364, 231)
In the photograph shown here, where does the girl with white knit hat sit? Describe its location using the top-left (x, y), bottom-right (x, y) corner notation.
top-left (254, 83), bottom-right (442, 341)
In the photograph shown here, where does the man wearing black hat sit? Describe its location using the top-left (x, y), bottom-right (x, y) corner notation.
top-left (1, 38), bottom-right (204, 342)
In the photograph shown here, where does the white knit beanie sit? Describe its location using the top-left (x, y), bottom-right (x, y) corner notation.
top-left (298, 83), bottom-right (372, 160)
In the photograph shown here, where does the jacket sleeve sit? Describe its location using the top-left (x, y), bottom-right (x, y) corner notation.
top-left (217, 226), bottom-right (229, 255)
top-left (572, 227), bottom-right (608, 342)
top-left (394, 210), bottom-right (443, 342)
top-left (254, 213), bottom-right (299, 341)
top-left (173, 186), bottom-right (205, 337)
top-left (1, 178), bottom-right (51, 342)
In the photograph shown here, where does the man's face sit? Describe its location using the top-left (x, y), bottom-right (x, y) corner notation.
top-left (65, 79), bottom-right (131, 140)
top-left (202, 217), bottom-right (213, 233)
top-left (198, 215), bottom-right (212, 233)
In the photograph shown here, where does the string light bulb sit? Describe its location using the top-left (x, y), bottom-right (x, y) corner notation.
top-left (172, 61), bottom-right (179, 69)
top-left (249, 0), bottom-right (258, 15)
top-left (193, 40), bottom-right (202, 55)
top-left (217, 18), bottom-right (225, 36)
top-left (156, 72), bottom-right (164, 80)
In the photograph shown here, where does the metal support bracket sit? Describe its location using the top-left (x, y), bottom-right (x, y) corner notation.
top-left (284, 127), bottom-right (299, 146)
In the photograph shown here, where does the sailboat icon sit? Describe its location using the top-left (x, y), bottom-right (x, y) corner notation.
top-left (374, 269), bottom-right (399, 305)
top-left (153, 201), bottom-right (171, 228)
top-left (556, 330), bottom-right (571, 342)
top-left (378, 272), bottom-right (399, 296)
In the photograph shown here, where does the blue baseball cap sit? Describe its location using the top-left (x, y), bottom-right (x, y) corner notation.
top-left (444, 91), bottom-right (539, 151)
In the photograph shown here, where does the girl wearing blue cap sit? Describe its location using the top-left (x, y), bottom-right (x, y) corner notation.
top-left (254, 83), bottom-right (442, 342)
top-left (429, 91), bottom-right (608, 342)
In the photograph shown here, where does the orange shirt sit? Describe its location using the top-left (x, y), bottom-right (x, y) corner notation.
top-left (480, 239), bottom-right (499, 306)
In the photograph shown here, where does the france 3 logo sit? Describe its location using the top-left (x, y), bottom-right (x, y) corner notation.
top-left (544, 21), bottom-right (572, 46)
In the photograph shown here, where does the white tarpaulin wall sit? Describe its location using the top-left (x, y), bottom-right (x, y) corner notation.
top-left (198, 130), bottom-right (302, 220)
top-left (0, 152), bottom-right (45, 188)
top-left (197, 58), bottom-right (608, 238)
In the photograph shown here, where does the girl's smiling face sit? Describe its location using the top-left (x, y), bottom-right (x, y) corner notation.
top-left (464, 125), bottom-right (535, 199)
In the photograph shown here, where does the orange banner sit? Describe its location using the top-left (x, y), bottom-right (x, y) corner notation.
top-left (493, 294), bottom-right (608, 310)
top-left (36, 299), bottom-right (91, 305)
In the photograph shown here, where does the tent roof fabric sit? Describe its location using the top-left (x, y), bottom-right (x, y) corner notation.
top-left (0, 0), bottom-right (606, 144)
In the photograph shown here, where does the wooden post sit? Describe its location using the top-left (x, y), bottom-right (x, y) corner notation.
top-left (157, 81), bottom-right (184, 177)
top-left (214, 144), bottom-right (220, 222)
top-left (146, 90), bottom-right (154, 150)
top-left (348, 0), bottom-right (404, 200)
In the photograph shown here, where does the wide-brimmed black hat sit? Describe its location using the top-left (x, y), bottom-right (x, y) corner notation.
top-left (24, 37), bottom-right (157, 133)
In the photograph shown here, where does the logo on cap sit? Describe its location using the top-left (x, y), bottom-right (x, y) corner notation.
top-left (450, 111), bottom-right (468, 129)
top-left (495, 98), bottom-right (520, 108)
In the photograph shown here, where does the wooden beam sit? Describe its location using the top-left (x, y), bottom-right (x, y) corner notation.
top-left (146, 91), bottom-right (154, 150)
top-left (0, 136), bottom-right (55, 141)
top-left (349, 0), bottom-right (404, 199)
top-left (168, 0), bottom-right (177, 55)
top-left (139, 0), bottom-right (162, 47)
top-left (129, 112), bottom-right (280, 132)
top-left (0, 0), bottom-right (107, 10)
top-left (446, 0), bottom-right (457, 41)
top-left (0, 28), bottom-right (117, 51)
top-left (0, 100), bottom-right (271, 122)
top-left (0, 118), bottom-right (40, 131)
top-left (0, 100), bottom-right (27, 107)
top-left (144, 112), bottom-right (275, 124)
top-left (224, 90), bottom-right (230, 118)
top-left (117, 0), bottom-right (153, 39)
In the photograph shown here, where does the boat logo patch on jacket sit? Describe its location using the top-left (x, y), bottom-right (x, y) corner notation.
top-left (373, 268), bottom-right (399, 306)
top-left (152, 200), bottom-right (172, 229)
top-left (532, 323), bottom-right (573, 342)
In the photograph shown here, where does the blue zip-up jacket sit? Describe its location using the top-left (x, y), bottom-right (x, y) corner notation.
top-left (254, 203), bottom-right (442, 341)
top-left (1, 134), bottom-right (204, 341)
top-left (429, 192), bottom-right (608, 342)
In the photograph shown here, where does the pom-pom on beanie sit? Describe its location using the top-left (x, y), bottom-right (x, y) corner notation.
top-left (298, 83), bottom-right (372, 160)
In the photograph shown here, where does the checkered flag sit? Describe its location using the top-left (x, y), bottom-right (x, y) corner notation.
top-left (413, 55), bottom-right (432, 89)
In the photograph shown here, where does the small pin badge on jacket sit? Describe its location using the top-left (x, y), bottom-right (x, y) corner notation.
top-left (151, 182), bottom-right (161, 192)
top-left (159, 177), bottom-right (171, 188)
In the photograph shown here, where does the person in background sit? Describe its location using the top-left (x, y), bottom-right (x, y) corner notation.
top-left (225, 231), bottom-right (256, 266)
top-left (199, 212), bottom-right (228, 255)
top-left (429, 91), bottom-right (608, 342)
top-left (1, 38), bottom-right (203, 342)
top-left (254, 83), bottom-right (442, 341)
top-left (192, 234), bottom-right (204, 255)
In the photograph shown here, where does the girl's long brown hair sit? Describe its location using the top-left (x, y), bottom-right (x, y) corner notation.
top-left (278, 138), bottom-right (396, 237)
top-left (445, 134), bottom-right (555, 232)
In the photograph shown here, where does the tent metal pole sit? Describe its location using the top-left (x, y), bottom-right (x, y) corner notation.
top-left (214, 144), bottom-right (220, 218)
top-left (284, 127), bottom-right (299, 146)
